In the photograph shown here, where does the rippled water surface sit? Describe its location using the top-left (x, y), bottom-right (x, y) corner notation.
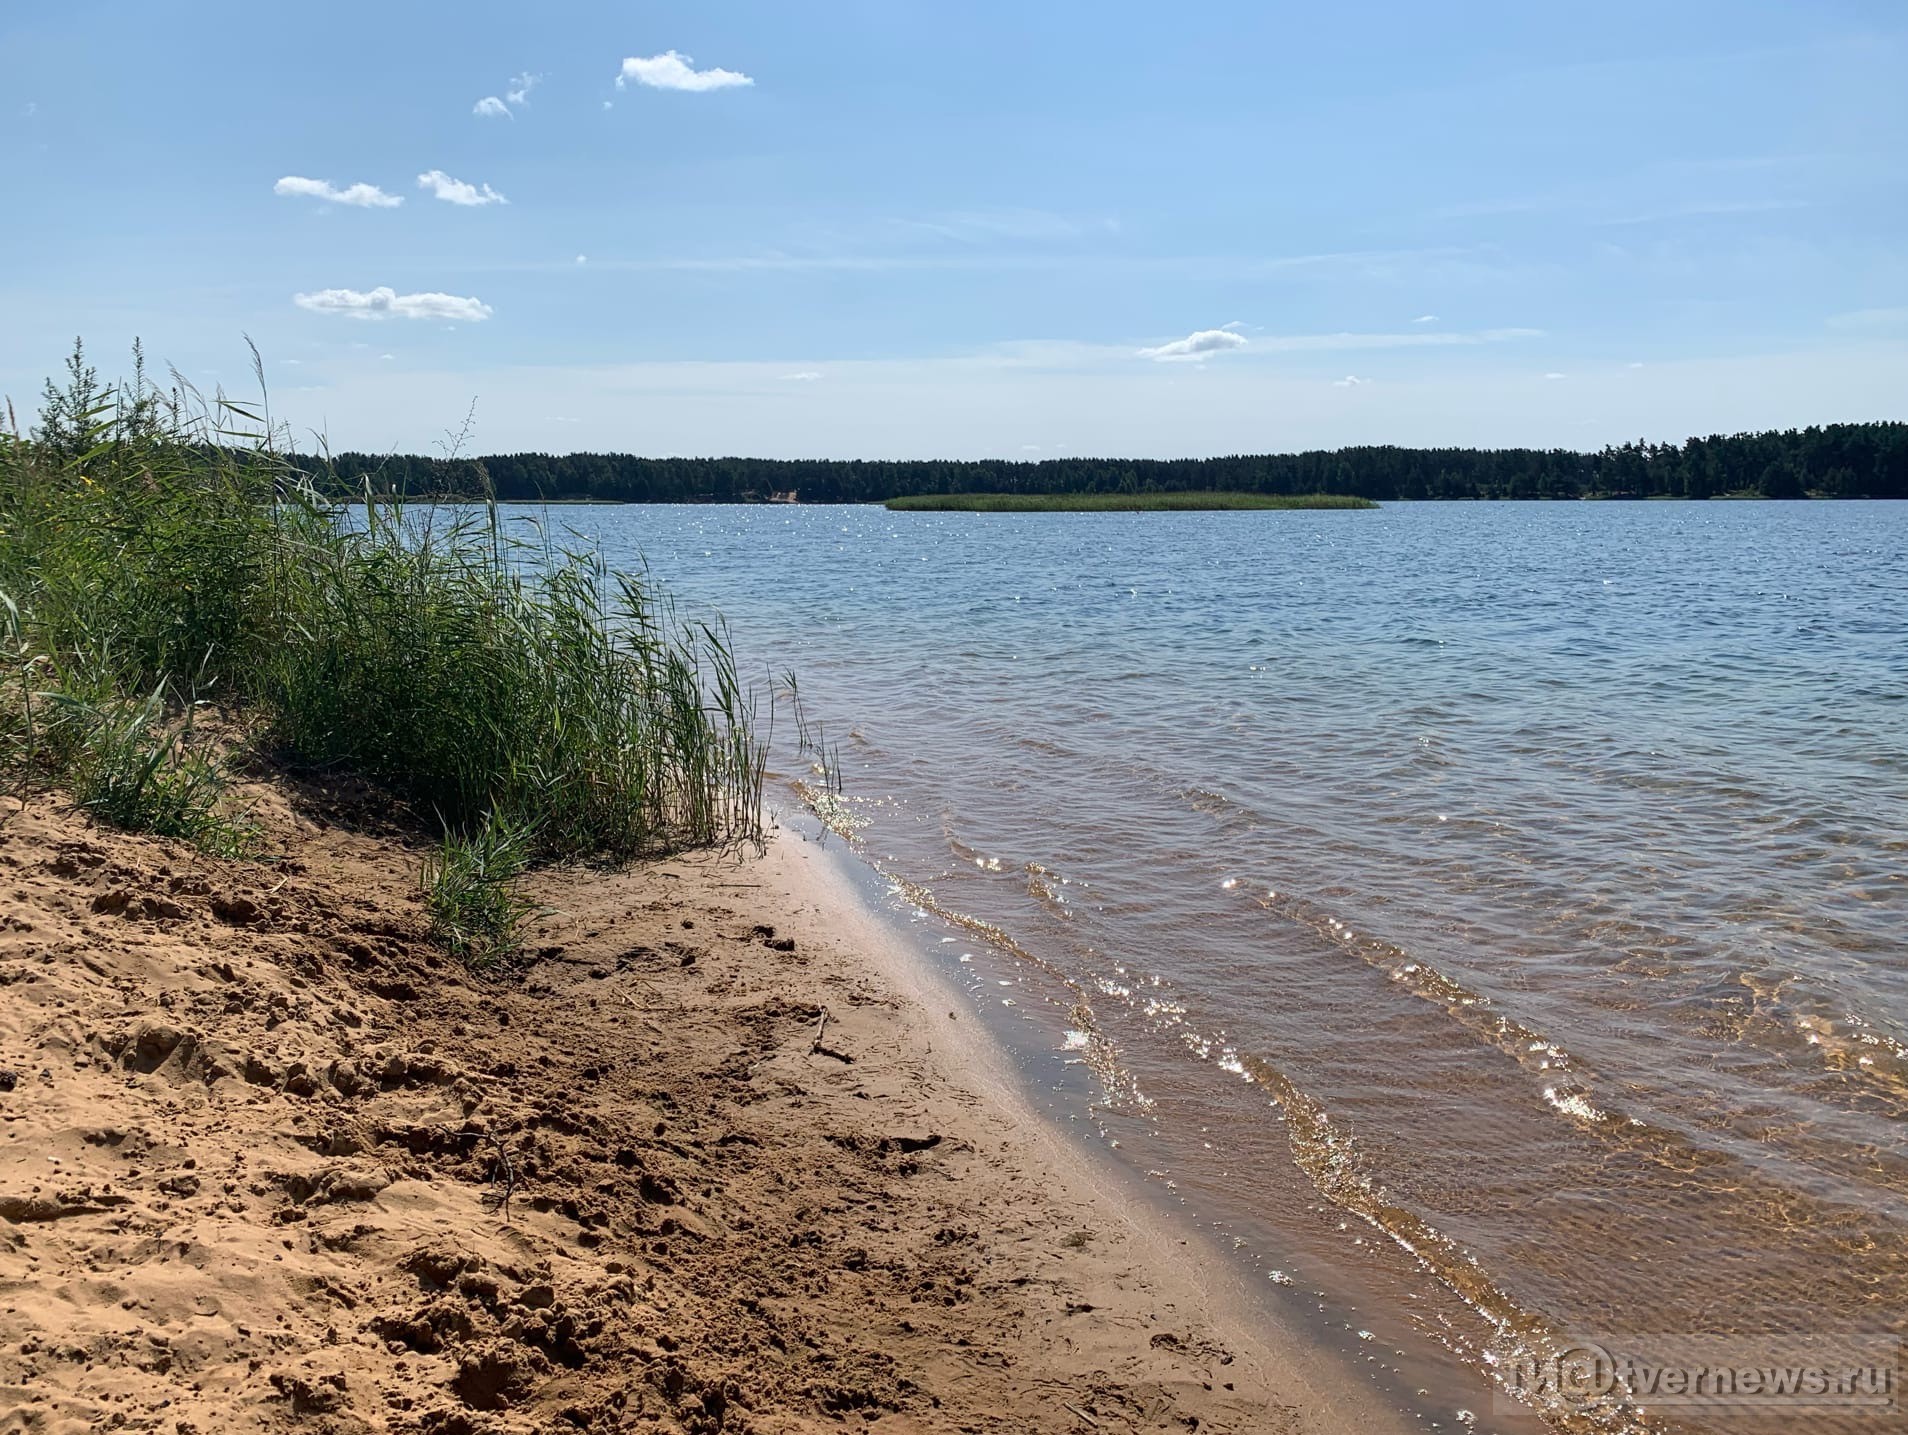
top-left (549, 499), bottom-right (1906, 1431)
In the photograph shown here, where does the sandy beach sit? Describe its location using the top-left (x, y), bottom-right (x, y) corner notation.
top-left (0, 773), bottom-right (1386, 1434)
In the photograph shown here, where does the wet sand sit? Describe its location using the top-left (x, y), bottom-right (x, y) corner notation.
top-left (0, 776), bottom-right (1405, 1433)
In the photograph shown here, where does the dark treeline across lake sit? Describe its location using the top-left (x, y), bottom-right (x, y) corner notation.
top-left (291, 421), bottom-right (1908, 503)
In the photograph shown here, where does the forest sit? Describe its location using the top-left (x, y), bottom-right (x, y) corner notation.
top-left (292, 423), bottom-right (1908, 504)
top-left (20, 342), bottom-right (1908, 504)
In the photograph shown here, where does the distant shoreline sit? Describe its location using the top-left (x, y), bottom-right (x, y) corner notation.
top-left (326, 490), bottom-right (1899, 506)
top-left (292, 419), bottom-right (1908, 503)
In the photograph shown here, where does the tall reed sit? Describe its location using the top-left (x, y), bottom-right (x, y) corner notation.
top-left (0, 341), bottom-right (765, 879)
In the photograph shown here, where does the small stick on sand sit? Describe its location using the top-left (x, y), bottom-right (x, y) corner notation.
top-left (483, 1130), bottom-right (516, 1224)
top-left (434, 1124), bottom-right (517, 1225)
top-left (1063, 1403), bottom-right (1103, 1428)
top-left (808, 1006), bottom-right (856, 1064)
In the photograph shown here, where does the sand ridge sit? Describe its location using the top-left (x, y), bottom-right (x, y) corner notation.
top-left (0, 774), bottom-right (1317, 1433)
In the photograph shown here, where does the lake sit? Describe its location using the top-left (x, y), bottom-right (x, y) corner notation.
top-left (535, 498), bottom-right (1907, 1433)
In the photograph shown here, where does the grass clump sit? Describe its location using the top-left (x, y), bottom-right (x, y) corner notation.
top-left (1, 339), bottom-right (766, 960)
top-left (48, 687), bottom-right (253, 856)
top-left (423, 812), bottom-right (538, 966)
top-left (261, 509), bottom-right (764, 861)
top-left (882, 490), bottom-right (1376, 512)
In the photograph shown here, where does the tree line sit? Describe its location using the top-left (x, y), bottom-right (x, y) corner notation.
top-left (293, 424), bottom-right (1908, 503)
top-left (18, 341), bottom-right (1907, 503)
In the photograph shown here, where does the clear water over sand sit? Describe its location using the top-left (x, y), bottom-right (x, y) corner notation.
top-left (548, 498), bottom-right (1906, 1432)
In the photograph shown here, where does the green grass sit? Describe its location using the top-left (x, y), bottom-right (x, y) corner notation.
top-left (46, 684), bottom-right (255, 857)
top-left (1, 340), bottom-right (765, 959)
top-left (882, 490), bottom-right (1377, 512)
top-left (423, 811), bottom-right (539, 966)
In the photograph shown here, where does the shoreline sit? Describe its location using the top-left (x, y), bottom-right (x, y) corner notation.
top-left (767, 818), bottom-right (1451, 1434)
top-left (787, 816), bottom-right (1558, 1435)
top-left (0, 778), bottom-right (1411, 1433)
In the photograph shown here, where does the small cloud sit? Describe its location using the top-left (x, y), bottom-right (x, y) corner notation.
top-left (274, 175), bottom-right (403, 209)
top-left (418, 169), bottom-right (508, 206)
top-left (1020, 444), bottom-right (1042, 452)
top-left (23, 101), bottom-right (37, 118)
top-left (473, 95), bottom-right (511, 119)
top-left (1333, 375), bottom-right (1367, 387)
top-left (278, 358), bottom-right (302, 366)
top-left (575, 254), bottom-right (588, 265)
top-left (601, 99), bottom-right (614, 111)
top-left (616, 51), bottom-right (754, 92)
top-left (1138, 328), bottom-right (1248, 363)
top-left (1543, 371), bottom-right (1568, 380)
top-left (292, 286), bottom-right (493, 322)
top-left (379, 353), bottom-right (395, 360)
top-left (1627, 361), bottom-right (1645, 369)
top-left (1411, 314), bottom-right (1439, 324)
top-left (505, 71), bottom-right (540, 107)
top-left (548, 415), bottom-right (580, 424)
top-left (1220, 320), bottom-right (1248, 332)
top-left (780, 371), bottom-right (823, 382)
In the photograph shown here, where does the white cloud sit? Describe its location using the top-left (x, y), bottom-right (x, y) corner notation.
top-left (1333, 375), bottom-right (1367, 387)
top-left (473, 96), bottom-right (511, 119)
top-left (1412, 314), bottom-right (1439, 324)
top-left (418, 170), bottom-right (508, 206)
top-left (780, 371), bottom-right (823, 382)
top-left (616, 51), bottom-right (753, 92)
top-left (506, 72), bottom-right (540, 106)
top-left (575, 254), bottom-right (588, 265)
top-left (1137, 329), bottom-right (1249, 363)
top-left (1544, 371), bottom-right (1568, 380)
top-left (274, 175), bottom-right (403, 209)
top-left (292, 287), bottom-right (493, 322)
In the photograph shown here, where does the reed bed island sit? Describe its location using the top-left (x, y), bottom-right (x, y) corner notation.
top-left (884, 490), bottom-right (1377, 512)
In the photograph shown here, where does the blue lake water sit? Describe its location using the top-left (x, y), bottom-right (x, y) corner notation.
top-left (532, 498), bottom-right (1907, 1433)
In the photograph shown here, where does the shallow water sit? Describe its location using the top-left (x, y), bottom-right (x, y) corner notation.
top-left (544, 499), bottom-right (1907, 1433)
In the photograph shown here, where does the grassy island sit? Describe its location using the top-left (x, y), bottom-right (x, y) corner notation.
top-left (883, 490), bottom-right (1377, 512)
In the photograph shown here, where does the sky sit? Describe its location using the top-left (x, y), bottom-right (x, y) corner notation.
top-left (3, 0), bottom-right (1906, 459)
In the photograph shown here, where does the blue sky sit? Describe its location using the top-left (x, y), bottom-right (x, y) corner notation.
top-left (3, 0), bottom-right (1905, 458)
